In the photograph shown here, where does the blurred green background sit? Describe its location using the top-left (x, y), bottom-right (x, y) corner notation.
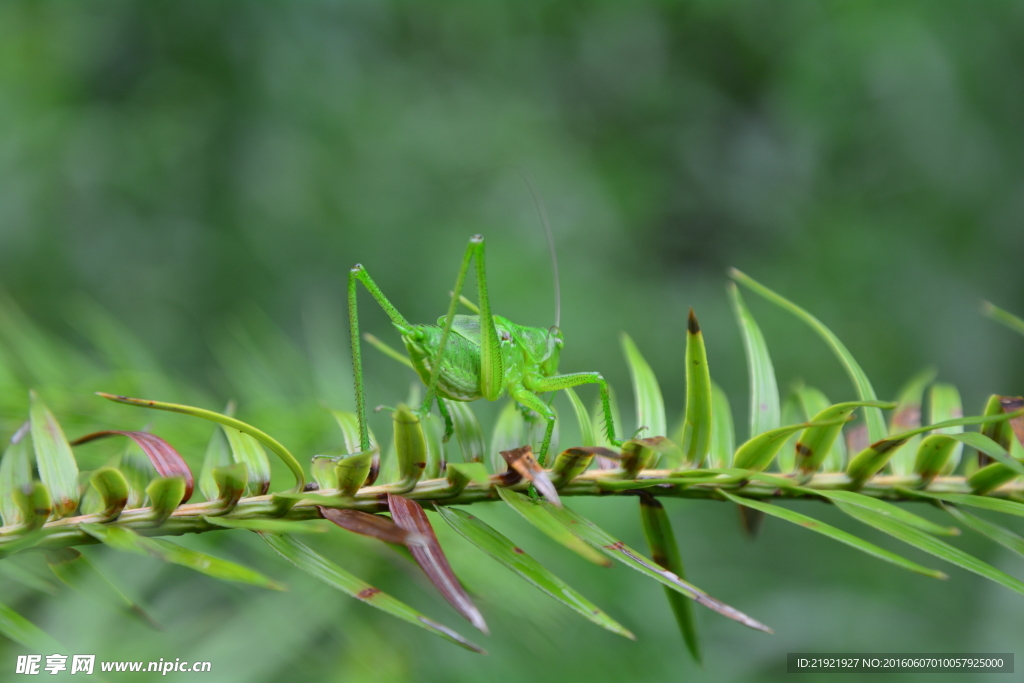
top-left (2, 1), bottom-right (1024, 681)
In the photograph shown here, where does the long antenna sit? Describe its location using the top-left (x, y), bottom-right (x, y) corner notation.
top-left (517, 169), bottom-right (561, 328)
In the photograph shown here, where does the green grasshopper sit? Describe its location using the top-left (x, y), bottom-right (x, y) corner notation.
top-left (347, 234), bottom-right (622, 464)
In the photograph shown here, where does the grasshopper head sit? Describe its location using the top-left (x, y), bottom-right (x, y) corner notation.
top-left (541, 326), bottom-right (564, 377)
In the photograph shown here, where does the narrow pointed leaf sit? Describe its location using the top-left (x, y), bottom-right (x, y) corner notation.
top-left (423, 413), bottom-right (448, 480)
top-left (443, 399), bottom-right (487, 464)
top-left (564, 387), bottom-right (596, 448)
top-left (490, 400), bottom-right (527, 473)
top-left (29, 391), bottom-right (79, 518)
top-left (679, 309), bottom-right (712, 468)
top-left (983, 301), bottom-right (1024, 337)
top-left (80, 523), bottom-right (284, 590)
top-left (0, 560), bottom-right (59, 595)
top-left (978, 395), bottom-right (1015, 467)
top-left (621, 332), bottom-right (667, 439)
top-left (834, 501), bottom-right (1024, 596)
top-left (388, 494), bottom-right (488, 634)
top-left (203, 516), bottom-right (331, 534)
top-left (638, 495), bottom-right (701, 663)
top-left (719, 491), bottom-right (945, 578)
top-left (96, 393), bottom-right (304, 490)
top-left (730, 269), bottom-right (887, 443)
top-left (727, 283), bottom-right (780, 441)
top-left (733, 418), bottom-right (849, 472)
top-left (71, 430), bottom-right (194, 502)
top-left (803, 489), bottom-right (959, 536)
top-left (496, 488), bottom-right (612, 567)
top-left (260, 532), bottom-right (484, 653)
top-left (795, 402), bottom-right (895, 474)
top-left (942, 504), bottom-right (1024, 559)
top-left (887, 368), bottom-right (937, 476)
top-left (0, 600), bottom-right (64, 652)
top-left (541, 499), bottom-right (772, 632)
top-left (501, 446), bottom-right (560, 506)
top-left (900, 490), bottom-right (1024, 518)
top-left (46, 548), bottom-right (159, 628)
top-left (707, 382), bottom-right (735, 469)
top-left (778, 391), bottom-right (804, 473)
top-left (436, 505), bottom-right (634, 639)
top-left (0, 423), bottom-right (33, 526)
top-left (929, 383), bottom-right (964, 474)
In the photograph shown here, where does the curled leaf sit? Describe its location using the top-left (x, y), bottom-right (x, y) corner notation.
top-left (30, 391), bottom-right (79, 518)
top-left (501, 445), bottom-right (560, 507)
top-left (71, 430), bottom-right (194, 503)
top-left (387, 494), bottom-right (488, 634)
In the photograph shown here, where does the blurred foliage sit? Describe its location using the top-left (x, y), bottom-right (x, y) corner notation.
top-left (2, 1), bottom-right (1024, 681)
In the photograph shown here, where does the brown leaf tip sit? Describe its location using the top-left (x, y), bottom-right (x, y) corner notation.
top-left (687, 308), bottom-right (700, 334)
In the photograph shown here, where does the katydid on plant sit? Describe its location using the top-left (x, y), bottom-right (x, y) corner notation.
top-left (347, 234), bottom-right (622, 465)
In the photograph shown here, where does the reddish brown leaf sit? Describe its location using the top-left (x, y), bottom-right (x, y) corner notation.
top-left (318, 507), bottom-right (410, 545)
top-left (387, 494), bottom-right (488, 634)
top-left (998, 397), bottom-right (1024, 448)
top-left (72, 431), bottom-right (194, 503)
top-left (500, 446), bottom-right (561, 507)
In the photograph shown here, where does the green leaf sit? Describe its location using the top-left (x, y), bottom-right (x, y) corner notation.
top-left (621, 332), bottom-right (667, 439)
top-left (887, 368), bottom-right (937, 476)
top-left (445, 462), bottom-right (491, 490)
top-left (730, 269), bottom-right (887, 443)
top-left (0, 600), bottom-right (64, 652)
top-left (490, 400), bottom-right (527, 473)
top-left (794, 401), bottom-right (895, 475)
top-left (801, 489), bottom-right (959, 536)
top-left (97, 393), bottom-right (305, 491)
top-left (638, 495), bottom-right (701, 663)
top-left (391, 404), bottom-right (427, 490)
top-left (198, 414), bottom-right (233, 502)
top-left (983, 301), bottom-right (1024, 338)
top-left (777, 390), bottom-right (804, 473)
top-left (29, 391), bottom-right (79, 518)
top-left (71, 430), bottom-right (194, 503)
top-left (88, 467), bottom-right (129, 522)
top-left (727, 283), bottom-right (779, 440)
top-left (795, 386), bottom-right (847, 471)
top-left (46, 548), bottom-right (159, 628)
top-left (496, 488), bottom-right (612, 567)
top-left (733, 418), bottom-right (849, 472)
top-left (203, 516), bottom-right (332, 534)
top-left (540, 498), bottom-right (772, 632)
top-left (260, 532), bottom-right (484, 654)
top-left (435, 505), bottom-right (634, 640)
top-left (80, 523), bottom-right (284, 590)
top-left (928, 383), bottom-right (964, 474)
top-left (942, 504), bottom-right (1024, 560)
top-left (0, 423), bottom-right (33, 526)
top-left (847, 410), bottom-right (1024, 486)
top-left (564, 388), bottom-right (596, 449)
top-left (143, 476), bottom-right (187, 526)
top-left (899, 490), bottom-right (1024, 518)
top-left (388, 494), bottom-right (488, 634)
top-left (707, 382), bottom-right (735, 469)
top-left (833, 501), bottom-right (1024, 596)
top-left (679, 309), bottom-right (713, 468)
top-left (443, 399), bottom-right (487, 464)
top-left (719, 491), bottom-right (946, 579)
top-left (207, 462), bottom-right (248, 515)
top-left (223, 426), bottom-right (271, 496)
